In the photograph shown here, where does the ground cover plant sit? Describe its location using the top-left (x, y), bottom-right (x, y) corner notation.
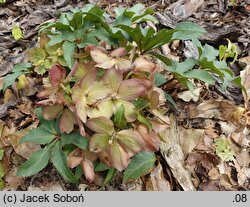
top-left (1, 2), bottom-right (247, 188)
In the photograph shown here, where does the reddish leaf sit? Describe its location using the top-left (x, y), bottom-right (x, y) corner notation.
top-left (74, 95), bottom-right (87, 123)
top-left (109, 141), bottom-right (130, 171)
top-left (98, 150), bottom-right (112, 168)
top-left (117, 78), bottom-right (146, 100)
top-left (86, 117), bottom-right (114, 134)
top-left (136, 125), bottom-right (161, 152)
top-left (49, 64), bottom-right (66, 86)
top-left (90, 48), bottom-right (114, 69)
top-left (115, 59), bottom-right (133, 71)
top-left (67, 148), bottom-right (84, 169)
top-left (110, 47), bottom-right (127, 57)
top-left (103, 68), bottom-right (123, 92)
top-left (81, 159), bottom-right (95, 183)
top-left (59, 109), bottom-right (77, 134)
top-left (134, 56), bottom-right (155, 73)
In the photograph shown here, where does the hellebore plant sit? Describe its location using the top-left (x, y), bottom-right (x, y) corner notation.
top-left (11, 3), bottom-right (240, 184)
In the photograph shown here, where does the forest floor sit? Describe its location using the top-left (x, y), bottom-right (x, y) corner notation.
top-left (0, 0), bottom-right (249, 191)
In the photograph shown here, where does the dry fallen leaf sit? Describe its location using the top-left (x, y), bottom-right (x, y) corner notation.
top-left (28, 183), bottom-right (64, 191)
top-left (179, 127), bottom-right (204, 157)
top-left (188, 100), bottom-right (245, 125)
top-left (126, 178), bottom-right (144, 191)
top-left (145, 162), bottom-right (171, 191)
top-left (178, 87), bottom-right (202, 102)
top-left (1, 122), bottom-right (40, 159)
top-left (159, 114), bottom-right (195, 191)
top-left (3, 166), bottom-right (24, 191)
top-left (239, 56), bottom-right (250, 107)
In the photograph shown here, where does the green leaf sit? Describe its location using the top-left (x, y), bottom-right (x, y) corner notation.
top-left (20, 125), bottom-right (55, 145)
top-left (77, 34), bottom-right (99, 48)
top-left (149, 52), bottom-right (172, 66)
top-left (51, 142), bottom-right (77, 183)
top-left (143, 29), bottom-right (174, 52)
top-left (59, 13), bottom-right (70, 26)
top-left (61, 131), bottom-right (88, 150)
top-left (94, 161), bottom-right (111, 172)
top-left (114, 105), bottom-right (127, 129)
top-left (219, 45), bottom-right (227, 61)
top-left (164, 93), bottom-right (176, 108)
top-left (133, 99), bottom-right (149, 110)
top-left (17, 144), bottom-right (53, 177)
top-left (28, 48), bottom-right (47, 66)
top-left (200, 44), bottom-right (218, 62)
top-left (83, 9), bottom-right (111, 34)
top-left (172, 21), bottom-right (206, 40)
top-left (3, 71), bottom-right (26, 91)
top-left (184, 69), bottom-right (215, 85)
top-left (127, 3), bottom-right (144, 15)
top-left (35, 108), bottom-right (58, 135)
top-left (0, 149), bottom-right (4, 160)
top-left (3, 62), bottom-right (31, 91)
top-left (93, 27), bottom-right (118, 46)
top-left (12, 62), bottom-right (32, 73)
top-left (12, 23), bottom-right (23, 40)
top-left (137, 113), bottom-right (152, 131)
top-left (75, 165), bottom-right (83, 180)
top-left (170, 58), bottom-right (198, 74)
top-left (123, 151), bottom-right (156, 183)
top-left (69, 12), bottom-right (84, 29)
top-left (0, 149), bottom-right (4, 181)
top-left (115, 24), bottom-right (143, 48)
top-left (62, 41), bottom-right (75, 69)
top-left (103, 168), bottom-right (117, 186)
top-left (154, 72), bottom-right (166, 87)
top-left (0, 163), bottom-right (4, 180)
top-left (48, 31), bottom-right (76, 46)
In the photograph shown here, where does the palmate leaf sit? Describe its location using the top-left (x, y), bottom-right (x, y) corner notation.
top-left (35, 108), bottom-right (58, 135)
top-left (61, 131), bottom-right (88, 150)
top-left (51, 142), bottom-right (77, 183)
top-left (123, 151), bottom-right (156, 183)
top-left (143, 29), bottom-right (175, 52)
top-left (16, 144), bottom-right (53, 177)
top-left (20, 125), bottom-right (55, 145)
top-left (48, 31), bottom-right (77, 46)
top-left (171, 21), bottom-right (206, 40)
top-left (184, 69), bottom-right (215, 85)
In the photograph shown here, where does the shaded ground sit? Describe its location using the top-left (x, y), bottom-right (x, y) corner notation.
top-left (0, 0), bottom-right (249, 191)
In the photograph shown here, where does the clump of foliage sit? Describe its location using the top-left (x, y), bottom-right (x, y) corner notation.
top-left (4, 4), bottom-right (240, 183)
